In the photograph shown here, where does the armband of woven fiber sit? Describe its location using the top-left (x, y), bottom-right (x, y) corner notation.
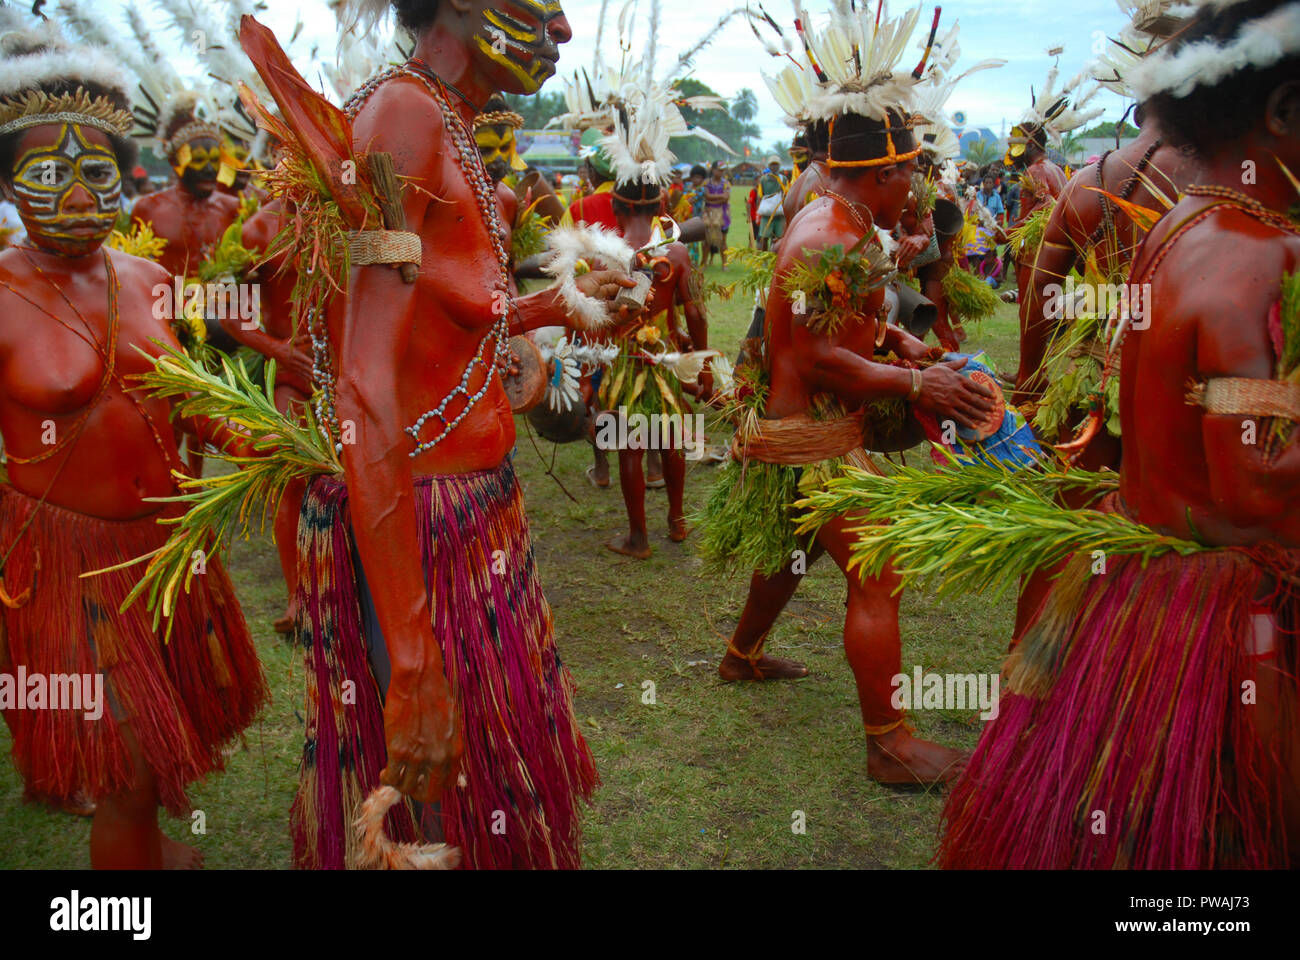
top-left (347, 230), bottom-right (422, 266)
top-left (1186, 378), bottom-right (1300, 422)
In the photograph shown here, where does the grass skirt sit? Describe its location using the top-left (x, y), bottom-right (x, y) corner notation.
top-left (941, 547), bottom-right (1299, 868)
top-left (289, 459), bottom-right (597, 869)
top-left (0, 484), bottom-right (265, 816)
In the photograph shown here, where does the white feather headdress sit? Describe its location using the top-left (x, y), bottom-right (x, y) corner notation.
top-left (0, 9), bottom-right (135, 138)
top-left (909, 22), bottom-right (1005, 160)
top-left (1012, 49), bottom-right (1105, 147)
top-left (1127, 2), bottom-right (1300, 101)
top-left (551, 0), bottom-right (735, 184)
top-left (801, 1), bottom-right (930, 123)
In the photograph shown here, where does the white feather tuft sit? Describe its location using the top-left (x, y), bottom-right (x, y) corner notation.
top-left (1127, 3), bottom-right (1300, 101)
top-left (541, 225), bottom-right (636, 332)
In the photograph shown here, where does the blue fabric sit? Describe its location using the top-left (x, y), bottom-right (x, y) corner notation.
top-left (943, 352), bottom-right (1041, 467)
top-left (977, 189), bottom-right (1004, 218)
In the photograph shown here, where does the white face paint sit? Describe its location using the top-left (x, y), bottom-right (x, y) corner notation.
top-left (9, 123), bottom-right (121, 255)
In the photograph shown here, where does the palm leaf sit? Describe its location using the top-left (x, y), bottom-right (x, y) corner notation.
top-left (791, 454), bottom-right (1208, 599)
top-left (88, 344), bottom-right (341, 640)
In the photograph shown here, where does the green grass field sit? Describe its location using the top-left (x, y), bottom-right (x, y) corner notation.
top-left (0, 194), bottom-right (1024, 869)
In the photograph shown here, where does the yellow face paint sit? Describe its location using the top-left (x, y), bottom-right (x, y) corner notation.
top-left (475, 127), bottom-right (527, 172)
top-left (10, 124), bottom-right (121, 254)
top-left (473, 0), bottom-right (566, 95)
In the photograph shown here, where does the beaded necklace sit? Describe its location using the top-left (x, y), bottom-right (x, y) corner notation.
top-left (823, 189), bottom-right (874, 235)
top-left (342, 59), bottom-right (514, 458)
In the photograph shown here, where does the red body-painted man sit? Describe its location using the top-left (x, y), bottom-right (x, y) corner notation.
top-left (942, 0), bottom-right (1300, 866)
top-left (598, 181), bottom-right (711, 558)
top-left (0, 21), bottom-right (265, 868)
top-left (700, 106), bottom-right (995, 784)
top-left (130, 97), bottom-right (241, 282)
top-left (273, 0), bottom-right (633, 869)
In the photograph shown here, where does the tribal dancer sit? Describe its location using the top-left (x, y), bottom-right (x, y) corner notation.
top-left (785, 120), bottom-right (829, 218)
top-left (699, 3), bottom-right (995, 783)
top-left (474, 93), bottom-right (565, 250)
top-left (1008, 7), bottom-right (1199, 644)
top-left (1002, 50), bottom-right (1100, 327)
top-left (0, 13), bottom-right (265, 868)
top-left (941, 0), bottom-right (1300, 867)
top-left (253, 0), bottom-right (634, 869)
top-left (905, 26), bottom-right (1003, 350)
top-left (130, 93), bottom-right (241, 288)
top-left (1015, 11), bottom-right (1196, 411)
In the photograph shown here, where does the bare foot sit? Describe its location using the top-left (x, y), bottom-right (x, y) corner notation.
top-left (273, 613), bottom-right (294, 634)
top-left (586, 464), bottom-right (609, 488)
top-left (159, 831), bottom-right (204, 870)
top-left (667, 516), bottom-right (688, 542)
top-left (866, 727), bottom-right (968, 785)
top-left (718, 651), bottom-right (809, 681)
top-left (606, 534), bottom-right (652, 559)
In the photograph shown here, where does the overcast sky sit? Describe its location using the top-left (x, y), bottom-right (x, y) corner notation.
top-left (104, 0), bottom-right (1135, 148)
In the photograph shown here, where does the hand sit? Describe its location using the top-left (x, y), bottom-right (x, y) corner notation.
top-left (914, 357), bottom-right (997, 430)
top-left (575, 268), bottom-right (637, 302)
top-left (895, 234), bottom-right (929, 268)
top-left (380, 666), bottom-right (463, 804)
top-left (575, 269), bottom-right (640, 325)
top-left (695, 369), bottom-right (715, 404)
top-left (895, 334), bottom-right (933, 363)
top-left (277, 346), bottom-right (315, 387)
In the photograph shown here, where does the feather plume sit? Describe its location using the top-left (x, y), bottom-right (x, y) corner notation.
top-left (337, 0), bottom-right (393, 32)
top-left (541, 225), bottom-right (636, 332)
top-left (1127, 2), bottom-right (1300, 101)
top-left (662, 8), bottom-right (750, 84)
top-left (0, 9), bottom-right (133, 109)
top-left (355, 786), bottom-right (461, 870)
top-left (804, 0), bottom-right (928, 122)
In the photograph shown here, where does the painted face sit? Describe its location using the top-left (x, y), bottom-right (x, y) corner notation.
top-left (475, 126), bottom-right (524, 182)
top-left (472, 0), bottom-right (571, 95)
top-left (1004, 126), bottom-right (1031, 167)
top-left (175, 137), bottom-right (221, 196)
top-left (9, 123), bottom-right (121, 256)
top-left (217, 142), bottom-right (249, 188)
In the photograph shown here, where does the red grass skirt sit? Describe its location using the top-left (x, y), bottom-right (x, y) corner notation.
top-left (289, 460), bottom-right (598, 869)
top-left (940, 547), bottom-right (1299, 868)
top-left (0, 485), bottom-right (265, 816)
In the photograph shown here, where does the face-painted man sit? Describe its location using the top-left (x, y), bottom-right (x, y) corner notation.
top-left (471, 0), bottom-right (569, 96)
top-left (6, 123), bottom-right (121, 257)
top-left (473, 100), bottom-right (528, 185)
top-left (173, 135), bottom-right (221, 199)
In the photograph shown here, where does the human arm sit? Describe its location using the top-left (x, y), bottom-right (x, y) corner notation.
top-left (336, 85), bottom-right (461, 803)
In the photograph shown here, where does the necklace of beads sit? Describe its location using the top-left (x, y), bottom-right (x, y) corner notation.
top-left (824, 189), bottom-right (874, 236)
top-left (341, 60), bottom-right (515, 458)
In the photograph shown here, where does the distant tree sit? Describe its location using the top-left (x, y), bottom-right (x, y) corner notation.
top-left (1079, 120), bottom-right (1136, 141)
top-left (502, 91), bottom-right (567, 128)
top-left (731, 88), bottom-right (758, 123)
top-left (964, 139), bottom-right (1001, 167)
